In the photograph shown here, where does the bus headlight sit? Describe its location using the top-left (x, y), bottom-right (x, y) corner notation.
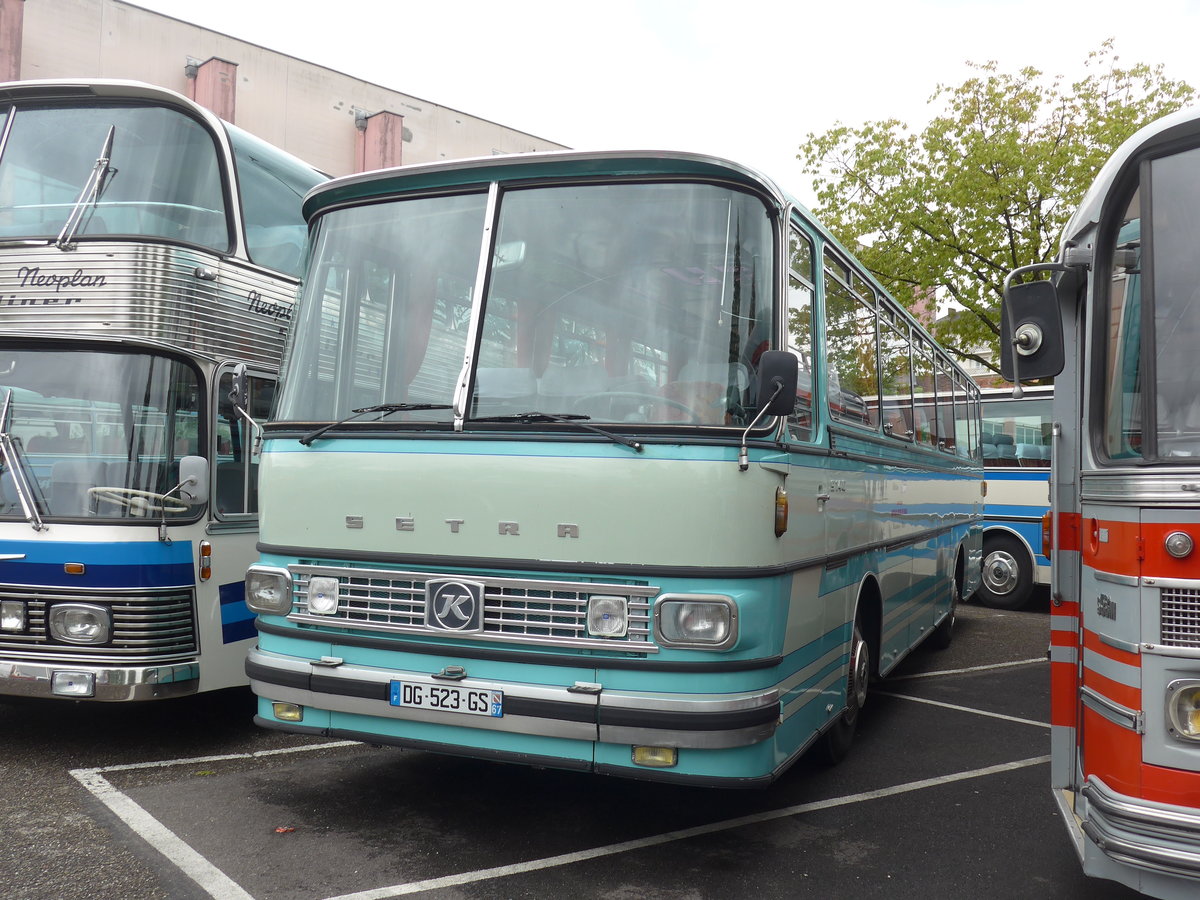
top-left (587, 596), bottom-right (628, 637)
top-left (246, 567), bottom-right (293, 615)
top-left (1167, 680), bottom-right (1200, 741)
top-left (48, 604), bottom-right (110, 644)
top-left (654, 595), bottom-right (737, 649)
top-left (1, 600), bottom-right (26, 632)
top-left (306, 576), bottom-right (340, 615)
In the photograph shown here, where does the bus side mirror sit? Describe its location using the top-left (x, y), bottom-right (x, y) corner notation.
top-left (755, 350), bottom-right (799, 415)
top-left (1000, 280), bottom-right (1065, 382)
top-left (229, 362), bottom-right (249, 412)
top-left (177, 455), bottom-right (209, 504)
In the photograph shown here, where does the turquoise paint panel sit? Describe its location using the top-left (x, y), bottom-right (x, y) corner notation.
top-left (593, 734), bottom-right (780, 780)
top-left (329, 710), bottom-right (594, 765)
top-left (334, 643), bottom-right (596, 686)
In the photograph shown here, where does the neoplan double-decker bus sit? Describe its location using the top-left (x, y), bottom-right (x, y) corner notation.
top-left (246, 150), bottom-right (983, 785)
top-left (1004, 107), bottom-right (1200, 896)
top-left (0, 80), bottom-right (324, 701)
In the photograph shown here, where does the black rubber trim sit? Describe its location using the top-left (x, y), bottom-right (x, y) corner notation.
top-left (597, 702), bottom-right (778, 732)
top-left (253, 619), bottom-right (782, 673)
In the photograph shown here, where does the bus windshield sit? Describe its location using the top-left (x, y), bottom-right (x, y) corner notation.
top-left (0, 102), bottom-right (229, 250)
top-left (0, 347), bottom-right (202, 521)
top-left (278, 181), bottom-right (774, 428)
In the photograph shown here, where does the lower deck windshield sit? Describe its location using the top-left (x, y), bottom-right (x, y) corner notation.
top-left (0, 347), bottom-right (201, 521)
top-left (280, 180), bottom-right (774, 429)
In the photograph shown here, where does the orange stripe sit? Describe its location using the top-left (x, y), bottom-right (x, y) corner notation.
top-left (1082, 519), bottom-right (1141, 577)
top-left (1082, 628), bottom-right (1141, 667)
top-left (1143, 763), bottom-right (1200, 808)
top-left (1081, 664), bottom-right (1140, 711)
top-left (1142, 522), bottom-right (1200, 580)
top-left (1081, 706), bottom-right (1143, 798)
top-left (1049, 512), bottom-right (1081, 553)
top-left (1050, 660), bottom-right (1077, 729)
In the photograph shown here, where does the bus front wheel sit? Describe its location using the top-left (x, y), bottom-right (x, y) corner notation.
top-left (815, 618), bottom-right (869, 765)
top-left (977, 534), bottom-right (1034, 610)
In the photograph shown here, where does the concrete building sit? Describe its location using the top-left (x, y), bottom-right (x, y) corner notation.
top-left (0, 0), bottom-right (567, 175)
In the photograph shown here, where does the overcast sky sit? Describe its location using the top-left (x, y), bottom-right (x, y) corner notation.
top-left (132, 0), bottom-right (1200, 207)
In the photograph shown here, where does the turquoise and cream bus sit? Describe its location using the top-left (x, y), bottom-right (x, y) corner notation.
top-left (245, 150), bottom-right (984, 785)
top-left (0, 80), bottom-right (324, 701)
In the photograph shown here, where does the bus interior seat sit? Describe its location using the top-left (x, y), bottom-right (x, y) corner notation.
top-left (50, 460), bottom-right (107, 516)
top-left (1016, 443), bottom-right (1041, 466)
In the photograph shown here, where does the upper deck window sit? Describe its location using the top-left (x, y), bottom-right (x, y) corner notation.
top-left (0, 103), bottom-right (230, 251)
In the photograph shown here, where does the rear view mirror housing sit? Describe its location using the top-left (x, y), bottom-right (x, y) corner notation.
top-left (1000, 279), bottom-right (1065, 382)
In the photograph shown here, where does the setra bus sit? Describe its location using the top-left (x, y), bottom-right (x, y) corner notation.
top-left (977, 385), bottom-right (1053, 609)
top-left (245, 150), bottom-right (984, 785)
top-left (0, 80), bottom-right (324, 701)
top-left (1004, 107), bottom-right (1200, 896)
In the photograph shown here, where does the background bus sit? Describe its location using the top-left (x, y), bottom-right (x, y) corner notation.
top-left (977, 385), bottom-right (1052, 609)
top-left (245, 150), bottom-right (983, 786)
top-left (1004, 107), bottom-right (1200, 898)
top-left (0, 79), bottom-right (324, 701)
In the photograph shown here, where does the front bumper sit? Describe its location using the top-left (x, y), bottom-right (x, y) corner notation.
top-left (0, 658), bottom-right (199, 701)
top-left (246, 646), bottom-right (780, 750)
top-left (1081, 776), bottom-right (1200, 880)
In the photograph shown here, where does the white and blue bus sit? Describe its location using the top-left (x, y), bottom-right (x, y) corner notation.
top-left (245, 150), bottom-right (983, 785)
top-left (977, 385), bottom-right (1053, 609)
top-left (0, 80), bottom-right (324, 701)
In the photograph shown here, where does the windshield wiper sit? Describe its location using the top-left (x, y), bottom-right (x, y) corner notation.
top-left (471, 411), bottom-right (643, 453)
top-left (0, 390), bottom-right (46, 531)
top-left (56, 124), bottom-right (118, 251)
top-left (298, 403), bottom-right (453, 446)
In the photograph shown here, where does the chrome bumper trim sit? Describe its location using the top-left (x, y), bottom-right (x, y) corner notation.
top-left (0, 658), bottom-right (199, 701)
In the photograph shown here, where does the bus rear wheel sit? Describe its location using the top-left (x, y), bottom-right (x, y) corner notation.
top-left (977, 534), bottom-right (1034, 610)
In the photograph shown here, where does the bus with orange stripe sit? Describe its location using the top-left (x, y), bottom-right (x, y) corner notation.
top-left (1003, 108), bottom-right (1200, 897)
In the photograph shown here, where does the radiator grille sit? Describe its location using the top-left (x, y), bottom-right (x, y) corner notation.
top-left (1161, 586), bottom-right (1200, 648)
top-left (288, 564), bottom-right (659, 653)
top-left (0, 587), bottom-right (197, 661)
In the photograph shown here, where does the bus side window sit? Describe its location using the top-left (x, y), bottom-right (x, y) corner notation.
top-left (786, 227), bottom-right (815, 441)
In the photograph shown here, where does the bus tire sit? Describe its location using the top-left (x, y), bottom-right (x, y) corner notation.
top-left (814, 617), bottom-right (869, 765)
top-left (977, 534), bottom-right (1034, 610)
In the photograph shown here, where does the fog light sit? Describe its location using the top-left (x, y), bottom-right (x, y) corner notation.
top-left (1, 600), bottom-right (26, 632)
top-left (52, 670), bottom-right (95, 697)
top-left (632, 746), bottom-right (677, 768)
top-left (306, 576), bottom-right (340, 615)
top-left (246, 567), bottom-right (293, 615)
top-left (587, 595), bottom-right (628, 637)
top-left (1167, 680), bottom-right (1200, 741)
top-left (655, 595), bottom-right (737, 649)
top-left (48, 604), bottom-right (110, 644)
top-left (272, 702), bottom-right (304, 722)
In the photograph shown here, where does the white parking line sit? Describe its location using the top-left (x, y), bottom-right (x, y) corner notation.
top-left (322, 755), bottom-right (1051, 900)
top-left (70, 739), bottom-right (1048, 900)
top-left (874, 691), bottom-right (1051, 729)
top-left (889, 657), bottom-right (1047, 681)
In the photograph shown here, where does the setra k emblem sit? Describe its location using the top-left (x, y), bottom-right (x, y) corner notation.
top-left (425, 578), bottom-right (485, 632)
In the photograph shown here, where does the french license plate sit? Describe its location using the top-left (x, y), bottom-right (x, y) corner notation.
top-left (389, 680), bottom-right (503, 717)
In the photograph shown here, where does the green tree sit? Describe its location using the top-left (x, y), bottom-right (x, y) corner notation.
top-left (799, 41), bottom-right (1194, 375)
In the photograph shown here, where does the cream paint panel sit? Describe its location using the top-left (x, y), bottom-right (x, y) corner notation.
top-left (259, 448), bottom-right (790, 567)
top-left (20, 0), bottom-right (567, 177)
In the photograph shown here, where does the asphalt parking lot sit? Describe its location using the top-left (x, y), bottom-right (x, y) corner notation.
top-left (2, 591), bottom-right (1144, 900)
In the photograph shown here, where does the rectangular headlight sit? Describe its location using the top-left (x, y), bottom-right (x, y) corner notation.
top-left (655, 595), bottom-right (737, 649)
top-left (245, 567), bottom-right (293, 615)
top-left (48, 604), bottom-right (110, 644)
top-left (587, 595), bottom-right (628, 637)
top-left (1, 600), bottom-right (26, 632)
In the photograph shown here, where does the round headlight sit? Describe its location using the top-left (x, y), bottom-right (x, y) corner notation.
top-left (1166, 532), bottom-right (1194, 559)
top-left (48, 603), bottom-right (110, 644)
top-left (1167, 680), bottom-right (1200, 741)
top-left (245, 568), bottom-right (293, 615)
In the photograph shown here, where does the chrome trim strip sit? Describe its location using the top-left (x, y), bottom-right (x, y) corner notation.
top-left (1080, 685), bottom-right (1143, 732)
top-left (452, 181), bottom-right (501, 430)
top-left (1098, 632), bottom-right (1141, 655)
top-left (1082, 777), bottom-right (1200, 877)
top-left (1143, 576), bottom-right (1200, 590)
top-left (1094, 571), bottom-right (1140, 587)
top-left (1081, 471), bottom-right (1200, 505)
top-left (0, 659), bottom-right (198, 700)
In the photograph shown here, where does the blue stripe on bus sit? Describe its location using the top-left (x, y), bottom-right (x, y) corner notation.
top-left (984, 471), bottom-right (1050, 481)
top-left (219, 580), bottom-right (255, 644)
top-left (0, 539), bottom-right (194, 588)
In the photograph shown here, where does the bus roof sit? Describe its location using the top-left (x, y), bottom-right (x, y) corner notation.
top-left (301, 149), bottom-right (793, 222)
top-left (1064, 104), bottom-right (1200, 251)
